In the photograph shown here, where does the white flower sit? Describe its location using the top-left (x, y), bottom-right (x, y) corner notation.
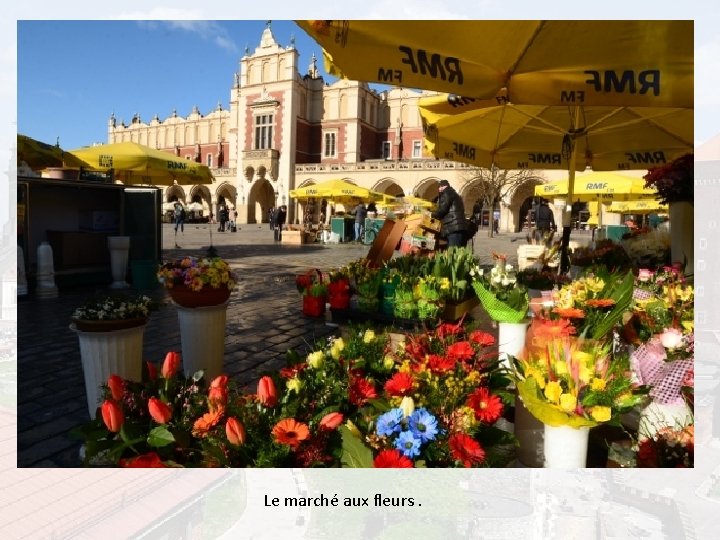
top-left (659, 328), bottom-right (684, 349)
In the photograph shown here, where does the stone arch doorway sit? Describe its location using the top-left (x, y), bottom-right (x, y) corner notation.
top-left (413, 176), bottom-right (443, 204)
top-left (248, 179), bottom-right (275, 224)
top-left (216, 182), bottom-right (237, 221)
top-left (509, 179), bottom-right (544, 232)
top-left (372, 177), bottom-right (404, 198)
top-left (165, 184), bottom-right (186, 203)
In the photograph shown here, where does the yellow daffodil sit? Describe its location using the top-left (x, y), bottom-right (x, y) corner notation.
top-left (590, 378), bottom-right (607, 391)
top-left (578, 366), bottom-right (593, 384)
top-left (363, 329), bottom-right (376, 343)
top-left (382, 355), bottom-right (395, 370)
top-left (584, 277), bottom-right (606, 294)
top-left (554, 361), bottom-right (568, 376)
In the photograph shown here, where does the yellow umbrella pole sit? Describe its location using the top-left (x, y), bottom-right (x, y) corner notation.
top-left (560, 106), bottom-right (581, 273)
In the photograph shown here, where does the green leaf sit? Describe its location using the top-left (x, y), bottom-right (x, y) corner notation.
top-left (147, 426), bottom-right (176, 447)
top-left (339, 425), bottom-right (374, 468)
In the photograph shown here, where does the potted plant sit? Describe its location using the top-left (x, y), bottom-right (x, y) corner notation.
top-left (157, 256), bottom-right (237, 379)
top-left (157, 255), bottom-right (236, 308)
top-left (296, 268), bottom-right (328, 317)
top-left (327, 268), bottom-right (351, 310)
top-left (71, 293), bottom-right (156, 417)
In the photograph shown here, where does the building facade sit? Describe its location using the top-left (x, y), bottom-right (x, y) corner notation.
top-left (107, 24), bottom-right (562, 232)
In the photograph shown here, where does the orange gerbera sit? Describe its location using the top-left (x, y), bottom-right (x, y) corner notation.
top-left (585, 298), bottom-right (616, 308)
top-left (272, 418), bottom-right (310, 448)
top-left (552, 307), bottom-right (585, 319)
top-left (192, 408), bottom-right (224, 438)
top-left (531, 318), bottom-right (576, 339)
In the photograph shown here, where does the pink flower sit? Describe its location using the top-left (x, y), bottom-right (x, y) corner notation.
top-left (637, 269), bottom-right (654, 282)
top-left (319, 412), bottom-right (344, 431)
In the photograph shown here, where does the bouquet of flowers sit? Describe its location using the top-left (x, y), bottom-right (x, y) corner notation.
top-left (470, 253), bottom-right (528, 323)
top-left (643, 152), bottom-right (693, 205)
top-left (157, 256), bottom-right (236, 291)
top-left (569, 240), bottom-right (631, 272)
top-left (72, 293), bottom-right (156, 322)
top-left (513, 330), bottom-right (648, 428)
top-left (430, 246), bottom-right (477, 302)
top-left (550, 268), bottom-right (635, 340)
top-left (620, 228), bottom-right (671, 269)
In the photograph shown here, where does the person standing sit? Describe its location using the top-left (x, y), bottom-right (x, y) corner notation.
top-left (352, 199), bottom-right (367, 243)
top-left (218, 206), bottom-right (229, 232)
top-left (268, 207), bottom-right (276, 230)
top-left (431, 179), bottom-right (468, 248)
top-left (273, 205), bottom-right (287, 241)
top-left (534, 198), bottom-right (556, 243)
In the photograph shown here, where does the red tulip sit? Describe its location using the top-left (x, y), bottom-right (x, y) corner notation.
top-left (225, 417), bottom-right (246, 446)
top-left (210, 375), bottom-right (229, 388)
top-left (162, 351), bottom-right (181, 379)
top-left (319, 412), bottom-right (344, 431)
top-left (101, 399), bottom-right (124, 433)
top-left (107, 374), bottom-right (125, 401)
top-left (257, 376), bottom-right (278, 407)
top-left (145, 361), bottom-right (158, 381)
top-left (148, 397), bottom-right (172, 424)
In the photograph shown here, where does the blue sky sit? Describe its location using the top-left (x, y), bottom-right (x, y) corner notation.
top-left (17, 20), bottom-right (331, 150)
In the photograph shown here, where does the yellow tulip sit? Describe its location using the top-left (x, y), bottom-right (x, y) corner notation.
top-left (400, 396), bottom-right (415, 418)
top-left (286, 378), bottom-right (302, 394)
top-left (307, 351), bottom-right (325, 369)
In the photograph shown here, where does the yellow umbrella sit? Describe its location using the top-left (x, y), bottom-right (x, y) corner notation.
top-left (17, 134), bottom-right (89, 171)
top-left (68, 142), bottom-right (213, 185)
top-left (607, 200), bottom-right (668, 214)
top-left (290, 179), bottom-right (387, 202)
top-left (534, 172), bottom-right (657, 202)
top-left (298, 20), bottom-right (693, 108)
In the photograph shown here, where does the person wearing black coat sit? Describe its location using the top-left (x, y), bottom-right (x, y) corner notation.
top-left (431, 179), bottom-right (468, 248)
top-left (274, 205), bottom-right (287, 242)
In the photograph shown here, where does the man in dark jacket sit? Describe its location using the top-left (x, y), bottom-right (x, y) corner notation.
top-left (274, 205), bottom-right (287, 242)
top-left (534, 198), bottom-right (556, 242)
top-left (431, 179), bottom-right (468, 248)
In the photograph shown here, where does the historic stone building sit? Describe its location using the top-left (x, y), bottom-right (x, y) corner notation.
top-left (107, 24), bottom-right (556, 232)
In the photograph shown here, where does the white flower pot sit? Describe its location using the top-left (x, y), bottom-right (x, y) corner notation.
top-left (498, 320), bottom-right (529, 371)
top-left (107, 236), bottom-right (131, 289)
top-left (177, 302), bottom-right (228, 380)
top-left (72, 323), bottom-right (145, 418)
top-left (638, 401), bottom-right (693, 440)
top-left (543, 424), bottom-right (590, 468)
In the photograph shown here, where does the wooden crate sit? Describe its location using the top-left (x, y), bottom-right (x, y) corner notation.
top-left (281, 230), bottom-right (304, 245)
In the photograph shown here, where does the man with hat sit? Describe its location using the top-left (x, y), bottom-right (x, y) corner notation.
top-left (431, 179), bottom-right (469, 248)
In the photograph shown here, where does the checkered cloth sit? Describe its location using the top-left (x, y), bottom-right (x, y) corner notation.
top-left (631, 338), bottom-right (693, 405)
top-left (633, 287), bottom-right (655, 301)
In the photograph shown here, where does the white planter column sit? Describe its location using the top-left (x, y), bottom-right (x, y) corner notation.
top-left (177, 302), bottom-right (228, 380)
top-left (108, 236), bottom-right (131, 289)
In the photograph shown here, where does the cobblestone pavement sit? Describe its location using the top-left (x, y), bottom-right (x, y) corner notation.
top-left (17, 222), bottom-right (592, 467)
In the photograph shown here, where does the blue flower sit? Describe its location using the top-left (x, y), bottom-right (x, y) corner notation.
top-left (376, 408), bottom-right (404, 437)
top-left (394, 430), bottom-right (422, 458)
top-left (409, 407), bottom-right (439, 443)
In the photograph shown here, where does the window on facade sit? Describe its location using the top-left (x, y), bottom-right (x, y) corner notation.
top-left (323, 131), bottom-right (337, 158)
top-left (207, 154), bottom-right (213, 168)
top-left (382, 141), bottom-right (392, 160)
top-left (254, 114), bottom-right (274, 150)
top-left (412, 140), bottom-right (423, 158)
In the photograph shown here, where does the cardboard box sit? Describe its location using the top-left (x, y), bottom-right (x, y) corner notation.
top-left (79, 210), bottom-right (119, 232)
top-left (281, 230), bottom-right (304, 245)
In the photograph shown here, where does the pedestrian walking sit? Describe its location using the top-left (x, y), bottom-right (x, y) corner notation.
top-left (173, 201), bottom-right (185, 234)
top-left (431, 179), bottom-right (469, 248)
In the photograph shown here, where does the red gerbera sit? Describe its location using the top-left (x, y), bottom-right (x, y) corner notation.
top-left (405, 339), bottom-right (427, 361)
top-left (466, 387), bottom-right (504, 424)
top-left (446, 341), bottom-right (475, 362)
top-left (373, 449), bottom-right (414, 468)
top-left (469, 330), bottom-right (496, 347)
top-left (349, 377), bottom-right (377, 406)
top-left (427, 354), bottom-right (456, 373)
top-left (449, 433), bottom-right (486, 467)
top-left (384, 372), bottom-right (414, 396)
